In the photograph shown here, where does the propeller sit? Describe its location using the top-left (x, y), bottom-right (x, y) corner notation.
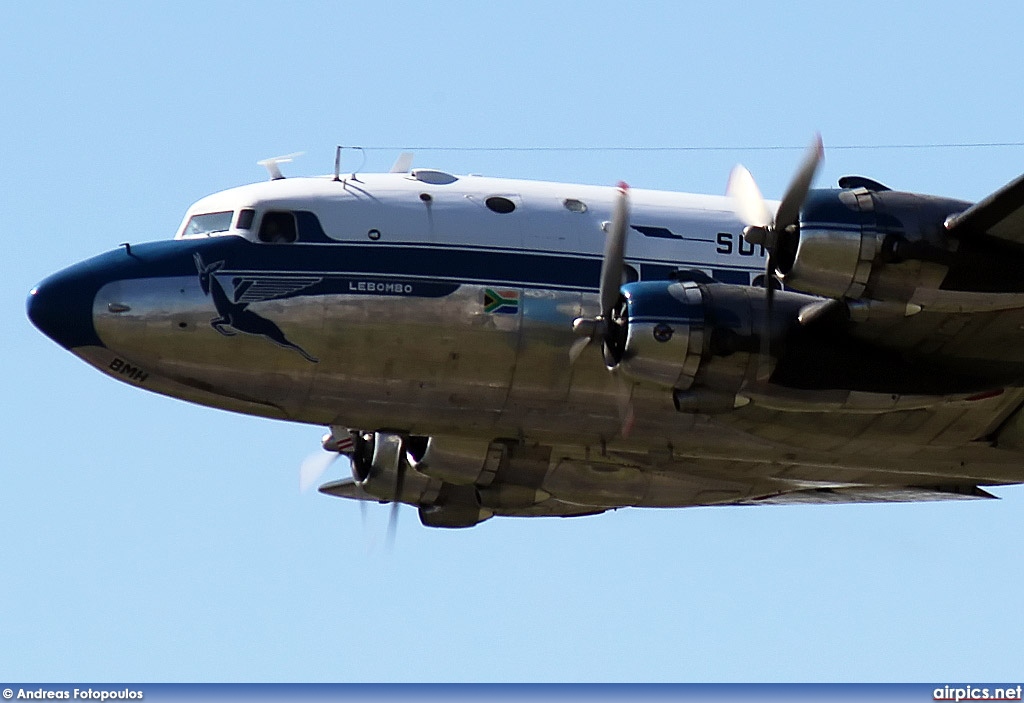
top-left (354, 431), bottom-right (407, 549)
top-left (386, 459), bottom-right (407, 548)
top-left (570, 182), bottom-right (631, 364)
top-left (300, 429), bottom-right (399, 547)
top-left (727, 135), bottom-right (823, 373)
top-left (728, 134), bottom-right (823, 301)
top-left (299, 449), bottom-right (341, 492)
top-left (570, 182), bottom-right (635, 436)
top-left (299, 431), bottom-right (355, 491)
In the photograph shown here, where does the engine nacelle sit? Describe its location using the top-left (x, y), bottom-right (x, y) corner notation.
top-left (350, 431), bottom-right (441, 504)
top-left (617, 280), bottom-right (705, 389)
top-left (777, 187), bottom-right (1024, 304)
top-left (404, 435), bottom-right (507, 486)
top-left (615, 280), bottom-right (818, 405)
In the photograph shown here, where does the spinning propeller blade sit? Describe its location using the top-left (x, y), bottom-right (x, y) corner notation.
top-left (299, 450), bottom-right (340, 492)
top-left (776, 134), bottom-right (824, 234)
top-left (599, 183), bottom-right (631, 320)
top-left (386, 455), bottom-right (407, 549)
top-left (726, 165), bottom-right (772, 229)
top-left (568, 182), bottom-right (635, 435)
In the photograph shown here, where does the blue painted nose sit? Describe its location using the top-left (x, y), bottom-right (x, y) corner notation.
top-left (27, 265), bottom-right (103, 350)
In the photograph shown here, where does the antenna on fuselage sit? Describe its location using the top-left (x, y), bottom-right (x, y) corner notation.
top-left (333, 145), bottom-right (367, 184)
top-left (257, 152), bottom-right (304, 180)
top-left (389, 152), bottom-right (414, 173)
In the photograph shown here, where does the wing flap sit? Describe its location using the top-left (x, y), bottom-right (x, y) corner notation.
top-left (737, 484), bottom-right (996, 506)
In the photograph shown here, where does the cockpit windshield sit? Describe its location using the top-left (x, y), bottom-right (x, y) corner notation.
top-left (182, 211), bottom-right (234, 237)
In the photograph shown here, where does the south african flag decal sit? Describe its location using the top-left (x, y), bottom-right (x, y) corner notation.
top-left (483, 288), bottom-right (520, 315)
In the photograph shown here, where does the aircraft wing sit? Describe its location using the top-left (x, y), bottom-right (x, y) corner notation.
top-left (734, 484), bottom-right (996, 505)
top-left (320, 464), bottom-right (1001, 525)
top-left (945, 172), bottom-right (1024, 244)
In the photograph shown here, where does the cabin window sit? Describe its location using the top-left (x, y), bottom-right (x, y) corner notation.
top-left (183, 211), bottom-right (234, 237)
top-left (236, 209), bottom-right (255, 230)
top-left (258, 211), bottom-right (297, 243)
top-left (485, 196), bottom-right (516, 214)
top-left (563, 198), bottom-right (587, 213)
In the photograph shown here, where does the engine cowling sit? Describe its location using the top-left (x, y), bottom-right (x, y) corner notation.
top-left (614, 280), bottom-right (819, 406)
top-left (349, 431), bottom-right (442, 504)
top-left (404, 435), bottom-right (507, 486)
top-left (616, 280), bottom-right (705, 389)
top-left (776, 186), bottom-right (1024, 304)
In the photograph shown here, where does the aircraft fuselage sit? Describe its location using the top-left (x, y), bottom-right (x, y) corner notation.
top-left (28, 167), bottom-right (1024, 525)
top-left (30, 172), bottom-right (763, 442)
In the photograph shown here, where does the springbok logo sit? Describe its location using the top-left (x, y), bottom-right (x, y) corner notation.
top-left (193, 253), bottom-right (318, 363)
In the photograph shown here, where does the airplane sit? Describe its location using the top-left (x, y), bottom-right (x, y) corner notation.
top-left (26, 138), bottom-right (1024, 528)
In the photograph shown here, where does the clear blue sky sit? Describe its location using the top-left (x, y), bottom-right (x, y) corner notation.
top-left (4, 1), bottom-right (1024, 682)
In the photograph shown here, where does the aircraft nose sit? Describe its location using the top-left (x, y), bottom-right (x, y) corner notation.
top-left (27, 265), bottom-right (104, 350)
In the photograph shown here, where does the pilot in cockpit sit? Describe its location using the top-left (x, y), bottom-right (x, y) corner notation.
top-left (262, 219), bottom-right (286, 243)
top-left (258, 212), bottom-right (297, 243)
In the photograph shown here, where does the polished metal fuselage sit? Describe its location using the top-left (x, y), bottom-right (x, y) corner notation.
top-left (35, 172), bottom-right (1024, 507)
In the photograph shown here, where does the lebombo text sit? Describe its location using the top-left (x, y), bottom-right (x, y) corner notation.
top-left (14, 690), bottom-right (143, 701)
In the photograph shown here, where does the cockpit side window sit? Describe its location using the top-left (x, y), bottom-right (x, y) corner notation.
top-left (236, 209), bottom-right (256, 230)
top-left (183, 211), bottom-right (234, 237)
top-left (258, 211), bottom-right (297, 243)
